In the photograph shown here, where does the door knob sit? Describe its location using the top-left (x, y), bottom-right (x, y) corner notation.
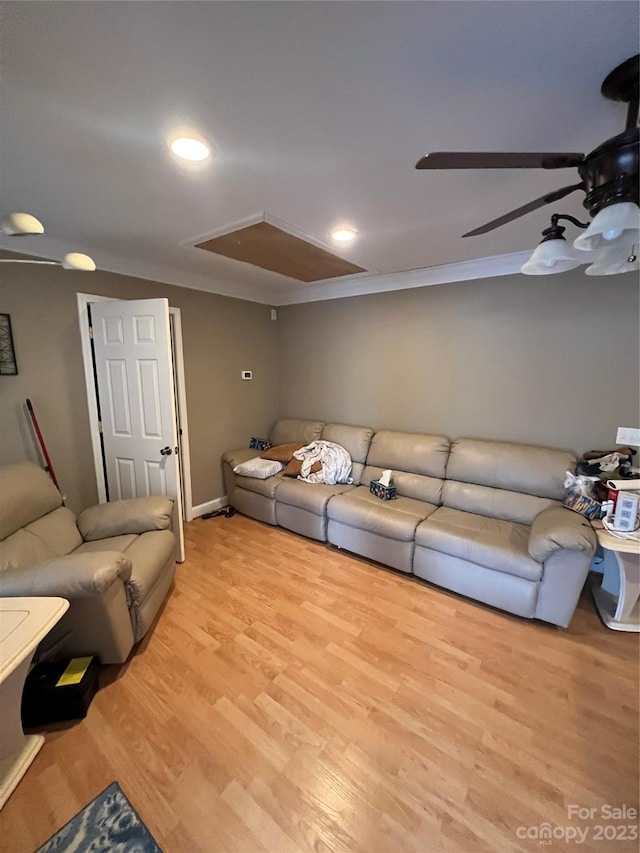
top-left (160, 446), bottom-right (173, 456)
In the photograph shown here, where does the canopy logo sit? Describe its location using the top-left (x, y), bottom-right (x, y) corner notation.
top-left (516, 824), bottom-right (589, 845)
top-left (516, 805), bottom-right (639, 846)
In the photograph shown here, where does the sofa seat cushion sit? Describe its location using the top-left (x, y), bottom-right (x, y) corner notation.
top-left (276, 479), bottom-right (355, 515)
top-left (74, 534), bottom-right (139, 555)
top-left (416, 507), bottom-right (542, 582)
top-left (235, 473), bottom-right (284, 499)
top-left (328, 486), bottom-right (437, 542)
top-left (123, 530), bottom-right (176, 605)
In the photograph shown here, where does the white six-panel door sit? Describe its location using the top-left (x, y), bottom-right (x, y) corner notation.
top-left (91, 298), bottom-right (184, 557)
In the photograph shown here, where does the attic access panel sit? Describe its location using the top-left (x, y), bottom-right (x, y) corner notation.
top-left (195, 220), bottom-right (366, 282)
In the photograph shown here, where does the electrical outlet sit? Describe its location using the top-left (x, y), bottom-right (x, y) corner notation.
top-left (616, 427), bottom-right (640, 446)
top-left (241, 370), bottom-right (252, 380)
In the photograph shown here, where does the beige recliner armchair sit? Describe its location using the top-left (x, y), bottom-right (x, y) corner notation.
top-left (0, 463), bottom-right (177, 663)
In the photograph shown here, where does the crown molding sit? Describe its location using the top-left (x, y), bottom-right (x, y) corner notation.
top-left (274, 250), bottom-right (535, 305)
top-left (0, 234), bottom-right (280, 304)
top-left (0, 234), bottom-right (541, 307)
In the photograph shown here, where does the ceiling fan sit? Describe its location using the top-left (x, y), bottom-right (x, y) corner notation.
top-left (416, 54), bottom-right (639, 239)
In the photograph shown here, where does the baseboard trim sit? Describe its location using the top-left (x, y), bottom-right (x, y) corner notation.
top-left (192, 496), bottom-right (229, 518)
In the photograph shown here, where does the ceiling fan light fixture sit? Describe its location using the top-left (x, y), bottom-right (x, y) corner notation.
top-left (521, 237), bottom-right (582, 275)
top-left (584, 245), bottom-right (640, 276)
top-left (1, 212), bottom-right (44, 236)
top-left (573, 201), bottom-right (640, 252)
top-left (61, 252), bottom-right (96, 271)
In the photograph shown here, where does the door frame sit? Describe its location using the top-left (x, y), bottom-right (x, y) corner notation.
top-left (76, 292), bottom-right (194, 524)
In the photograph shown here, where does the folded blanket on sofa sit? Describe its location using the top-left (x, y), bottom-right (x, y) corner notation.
top-left (293, 441), bottom-right (353, 485)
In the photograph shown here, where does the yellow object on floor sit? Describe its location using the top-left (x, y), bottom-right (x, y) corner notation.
top-left (55, 657), bottom-right (93, 687)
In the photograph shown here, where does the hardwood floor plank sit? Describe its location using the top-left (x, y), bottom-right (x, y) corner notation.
top-left (1, 514), bottom-right (637, 853)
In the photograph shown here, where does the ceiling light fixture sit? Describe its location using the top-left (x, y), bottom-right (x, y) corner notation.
top-left (521, 207), bottom-right (640, 276)
top-left (585, 245), bottom-right (640, 276)
top-left (169, 136), bottom-right (211, 162)
top-left (521, 214), bottom-right (586, 275)
top-left (330, 226), bottom-right (358, 243)
top-left (0, 254), bottom-right (96, 272)
top-left (1, 213), bottom-right (44, 236)
top-left (0, 212), bottom-right (96, 271)
top-left (573, 200), bottom-right (640, 252)
top-left (61, 253), bottom-right (97, 271)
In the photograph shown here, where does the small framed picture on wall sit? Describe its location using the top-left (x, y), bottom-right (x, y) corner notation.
top-left (0, 313), bottom-right (18, 375)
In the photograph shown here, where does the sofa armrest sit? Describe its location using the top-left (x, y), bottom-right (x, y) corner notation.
top-left (0, 551), bottom-right (132, 599)
top-left (222, 448), bottom-right (261, 469)
top-left (78, 496), bottom-right (173, 541)
top-left (528, 506), bottom-right (597, 563)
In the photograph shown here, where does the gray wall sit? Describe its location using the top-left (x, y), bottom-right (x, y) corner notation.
top-left (0, 264), bottom-right (279, 512)
top-left (2, 263), bottom-right (638, 516)
top-left (277, 270), bottom-right (640, 455)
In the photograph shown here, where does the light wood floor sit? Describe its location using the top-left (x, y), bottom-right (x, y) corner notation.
top-left (2, 515), bottom-right (639, 852)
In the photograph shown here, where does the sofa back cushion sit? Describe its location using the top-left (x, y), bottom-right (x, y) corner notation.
top-left (363, 431), bottom-right (451, 504)
top-left (0, 529), bottom-right (54, 574)
top-left (443, 438), bottom-right (575, 524)
top-left (0, 462), bottom-right (64, 540)
top-left (321, 423), bottom-right (374, 486)
top-left (270, 419), bottom-right (324, 446)
top-left (0, 507), bottom-right (83, 574)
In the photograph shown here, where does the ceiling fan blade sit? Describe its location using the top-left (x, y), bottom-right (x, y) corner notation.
top-left (415, 152), bottom-right (585, 170)
top-left (462, 182), bottom-right (586, 238)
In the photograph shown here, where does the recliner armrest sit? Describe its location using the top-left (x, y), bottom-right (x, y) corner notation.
top-left (0, 551), bottom-right (132, 599)
top-left (528, 506), bottom-right (596, 563)
top-left (78, 496), bottom-right (173, 541)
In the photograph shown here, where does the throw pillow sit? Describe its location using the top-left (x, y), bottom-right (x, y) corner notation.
top-left (282, 458), bottom-right (322, 478)
top-left (233, 457), bottom-right (283, 479)
top-left (260, 442), bottom-right (304, 463)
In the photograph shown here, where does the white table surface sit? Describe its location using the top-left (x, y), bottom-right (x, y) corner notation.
top-left (0, 597), bottom-right (69, 809)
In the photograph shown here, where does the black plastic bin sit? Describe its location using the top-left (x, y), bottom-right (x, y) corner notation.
top-left (21, 657), bottom-right (100, 727)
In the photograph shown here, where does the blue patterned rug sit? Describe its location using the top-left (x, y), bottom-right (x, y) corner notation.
top-left (35, 782), bottom-right (162, 852)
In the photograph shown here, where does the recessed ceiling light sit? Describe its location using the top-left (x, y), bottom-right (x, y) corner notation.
top-left (169, 136), bottom-right (211, 162)
top-left (331, 226), bottom-right (358, 243)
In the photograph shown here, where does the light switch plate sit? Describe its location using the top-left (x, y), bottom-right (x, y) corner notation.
top-left (241, 370), bottom-right (252, 380)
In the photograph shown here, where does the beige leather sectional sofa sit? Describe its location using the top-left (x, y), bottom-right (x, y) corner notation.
top-left (0, 462), bottom-right (177, 663)
top-left (224, 419), bottom-right (597, 627)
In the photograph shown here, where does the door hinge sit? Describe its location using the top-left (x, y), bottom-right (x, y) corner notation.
top-left (88, 325), bottom-right (94, 340)
top-left (98, 420), bottom-right (103, 434)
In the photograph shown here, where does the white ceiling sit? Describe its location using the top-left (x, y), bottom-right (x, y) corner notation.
top-left (1, 1), bottom-right (638, 304)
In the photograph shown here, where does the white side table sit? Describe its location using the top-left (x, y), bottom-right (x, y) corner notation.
top-left (591, 524), bottom-right (640, 632)
top-left (0, 597), bottom-right (69, 809)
